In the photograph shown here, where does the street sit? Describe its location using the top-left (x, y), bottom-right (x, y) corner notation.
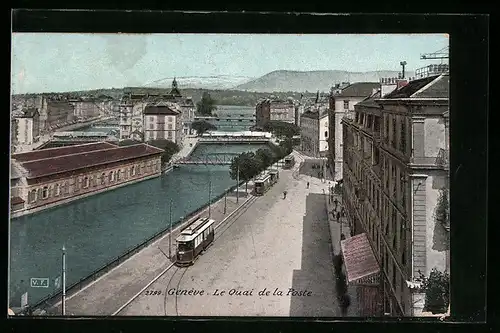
top-left (120, 152), bottom-right (340, 316)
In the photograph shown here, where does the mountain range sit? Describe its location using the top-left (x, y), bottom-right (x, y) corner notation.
top-left (233, 70), bottom-right (415, 93)
top-left (146, 70), bottom-right (413, 93)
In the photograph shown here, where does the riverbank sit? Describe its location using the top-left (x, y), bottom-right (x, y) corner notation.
top-left (39, 181), bottom-right (254, 316)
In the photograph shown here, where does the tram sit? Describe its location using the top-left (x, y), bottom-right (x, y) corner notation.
top-left (175, 217), bottom-right (215, 266)
top-left (268, 169), bottom-right (279, 185)
top-left (283, 155), bottom-right (295, 169)
top-left (253, 174), bottom-right (272, 196)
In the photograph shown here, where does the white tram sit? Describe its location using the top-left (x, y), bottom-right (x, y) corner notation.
top-left (175, 217), bottom-right (215, 266)
top-left (283, 155), bottom-right (295, 169)
top-left (253, 174), bottom-right (272, 196)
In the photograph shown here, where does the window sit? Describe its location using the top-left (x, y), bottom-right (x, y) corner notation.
top-left (168, 131), bottom-right (172, 138)
top-left (42, 186), bottom-right (48, 199)
top-left (149, 123), bottom-right (154, 129)
top-left (325, 131), bottom-right (328, 138)
top-left (101, 173), bottom-right (106, 185)
top-left (109, 171), bottom-right (114, 182)
top-left (117, 169), bottom-right (121, 181)
top-left (28, 189), bottom-right (37, 203)
top-left (168, 124), bottom-right (173, 130)
top-left (55, 184), bottom-right (61, 196)
top-left (400, 118), bottom-right (407, 153)
top-left (343, 100), bottom-right (349, 110)
top-left (355, 111), bottom-right (360, 123)
top-left (83, 176), bottom-right (90, 188)
top-left (392, 116), bottom-right (397, 148)
top-left (168, 116), bottom-right (173, 122)
top-left (131, 166), bottom-right (136, 176)
top-left (374, 116), bottom-right (381, 133)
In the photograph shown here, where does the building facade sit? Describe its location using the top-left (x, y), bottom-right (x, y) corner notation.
top-left (143, 103), bottom-right (183, 143)
top-left (328, 82), bottom-right (381, 180)
top-left (256, 98), bottom-right (297, 127)
top-left (15, 108), bottom-right (40, 145)
top-left (299, 110), bottom-right (329, 157)
top-left (10, 142), bottom-right (164, 217)
top-left (341, 73), bottom-right (450, 316)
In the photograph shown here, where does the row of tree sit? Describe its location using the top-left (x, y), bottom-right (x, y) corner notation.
top-left (262, 120), bottom-right (300, 139)
top-left (229, 141), bottom-right (293, 192)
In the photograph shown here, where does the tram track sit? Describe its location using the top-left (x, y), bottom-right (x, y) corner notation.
top-left (111, 194), bottom-right (258, 316)
top-left (163, 266), bottom-right (189, 316)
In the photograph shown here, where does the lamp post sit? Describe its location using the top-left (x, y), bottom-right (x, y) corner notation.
top-left (236, 163), bottom-right (240, 204)
top-left (223, 189), bottom-right (227, 215)
top-left (61, 245), bottom-right (66, 316)
top-left (208, 174), bottom-right (212, 219)
top-left (169, 198), bottom-right (173, 259)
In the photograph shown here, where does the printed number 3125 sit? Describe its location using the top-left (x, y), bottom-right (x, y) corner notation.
top-left (145, 290), bottom-right (162, 295)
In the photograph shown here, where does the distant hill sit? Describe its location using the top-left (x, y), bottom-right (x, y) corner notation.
top-left (234, 70), bottom-right (415, 93)
top-left (144, 75), bottom-right (254, 90)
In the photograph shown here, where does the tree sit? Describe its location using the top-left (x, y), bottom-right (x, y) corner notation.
top-left (118, 139), bottom-right (141, 146)
top-left (146, 139), bottom-right (180, 167)
top-left (255, 148), bottom-right (274, 172)
top-left (229, 152), bottom-right (260, 193)
top-left (191, 120), bottom-right (217, 136)
top-left (279, 137), bottom-right (294, 156)
top-left (196, 91), bottom-right (218, 116)
top-left (421, 268), bottom-right (450, 314)
top-left (263, 120), bottom-right (300, 139)
top-left (435, 189), bottom-right (450, 230)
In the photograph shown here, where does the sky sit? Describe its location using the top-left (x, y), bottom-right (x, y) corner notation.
top-left (11, 33), bottom-right (449, 94)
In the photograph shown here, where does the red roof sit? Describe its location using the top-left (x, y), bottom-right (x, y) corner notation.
top-left (20, 144), bottom-right (164, 179)
top-left (340, 233), bottom-right (380, 283)
top-left (11, 196), bottom-right (25, 205)
top-left (12, 142), bottom-right (118, 163)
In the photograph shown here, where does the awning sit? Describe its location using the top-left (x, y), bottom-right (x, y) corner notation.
top-left (340, 233), bottom-right (380, 284)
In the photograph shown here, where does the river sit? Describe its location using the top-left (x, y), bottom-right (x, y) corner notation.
top-left (9, 140), bottom-right (269, 308)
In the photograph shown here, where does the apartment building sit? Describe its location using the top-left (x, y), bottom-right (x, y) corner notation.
top-left (143, 103), bottom-right (183, 143)
top-left (256, 98), bottom-right (297, 127)
top-left (328, 82), bottom-right (380, 180)
top-left (341, 73), bottom-right (450, 316)
top-left (15, 108), bottom-right (40, 145)
top-left (299, 110), bottom-right (329, 157)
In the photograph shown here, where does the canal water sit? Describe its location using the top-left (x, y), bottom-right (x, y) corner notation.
top-left (9, 141), bottom-right (268, 308)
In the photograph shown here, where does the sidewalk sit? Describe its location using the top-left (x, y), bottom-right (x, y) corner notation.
top-left (324, 183), bottom-right (359, 317)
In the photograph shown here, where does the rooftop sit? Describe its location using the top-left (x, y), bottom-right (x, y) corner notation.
top-left (143, 105), bottom-right (180, 115)
top-left (333, 82), bottom-right (380, 98)
top-left (382, 74), bottom-right (447, 99)
top-left (18, 144), bottom-right (164, 179)
top-left (356, 90), bottom-right (382, 108)
top-left (12, 142), bottom-right (117, 163)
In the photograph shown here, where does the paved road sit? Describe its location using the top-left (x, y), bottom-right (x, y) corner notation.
top-left (120, 152), bottom-right (339, 317)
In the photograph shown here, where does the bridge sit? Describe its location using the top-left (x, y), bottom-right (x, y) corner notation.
top-left (194, 115), bottom-right (255, 123)
top-left (175, 153), bottom-right (240, 166)
top-left (52, 131), bottom-right (118, 142)
top-left (198, 131), bottom-right (273, 143)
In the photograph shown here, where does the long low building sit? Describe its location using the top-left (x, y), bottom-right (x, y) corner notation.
top-left (10, 142), bottom-right (164, 217)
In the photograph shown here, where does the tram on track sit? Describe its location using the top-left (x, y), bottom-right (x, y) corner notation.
top-left (253, 174), bottom-right (272, 196)
top-left (283, 155), bottom-right (295, 169)
top-left (175, 217), bottom-right (215, 266)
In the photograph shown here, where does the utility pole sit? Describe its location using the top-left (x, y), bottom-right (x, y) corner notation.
top-left (169, 198), bottom-right (172, 259)
top-left (208, 175), bottom-right (212, 219)
top-left (236, 163), bottom-right (240, 203)
top-left (223, 190), bottom-right (227, 214)
top-left (61, 245), bottom-right (66, 316)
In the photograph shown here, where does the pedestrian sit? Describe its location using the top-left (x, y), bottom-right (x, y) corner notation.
top-left (283, 191), bottom-right (287, 199)
top-left (336, 211), bottom-right (341, 222)
top-left (307, 182), bottom-right (310, 189)
top-left (334, 198), bottom-right (338, 210)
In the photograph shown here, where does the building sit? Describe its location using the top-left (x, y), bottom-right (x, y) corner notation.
top-left (15, 108), bottom-right (40, 145)
top-left (119, 79), bottom-right (192, 141)
top-left (256, 98), bottom-right (297, 128)
top-left (11, 118), bottom-right (18, 147)
top-left (143, 102), bottom-right (183, 143)
top-left (341, 73), bottom-right (450, 316)
top-left (10, 142), bottom-right (164, 217)
top-left (69, 97), bottom-right (106, 120)
top-left (299, 110), bottom-right (329, 157)
top-left (328, 82), bottom-right (381, 180)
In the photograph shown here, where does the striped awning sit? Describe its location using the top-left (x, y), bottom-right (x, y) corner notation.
top-left (341, 233), bottom-right (380, 284)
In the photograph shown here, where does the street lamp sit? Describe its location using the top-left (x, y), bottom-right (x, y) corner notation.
top-left (61, 245), bottom-right (66, 316)
top-left (168, 198), bottom-right (173, 259)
